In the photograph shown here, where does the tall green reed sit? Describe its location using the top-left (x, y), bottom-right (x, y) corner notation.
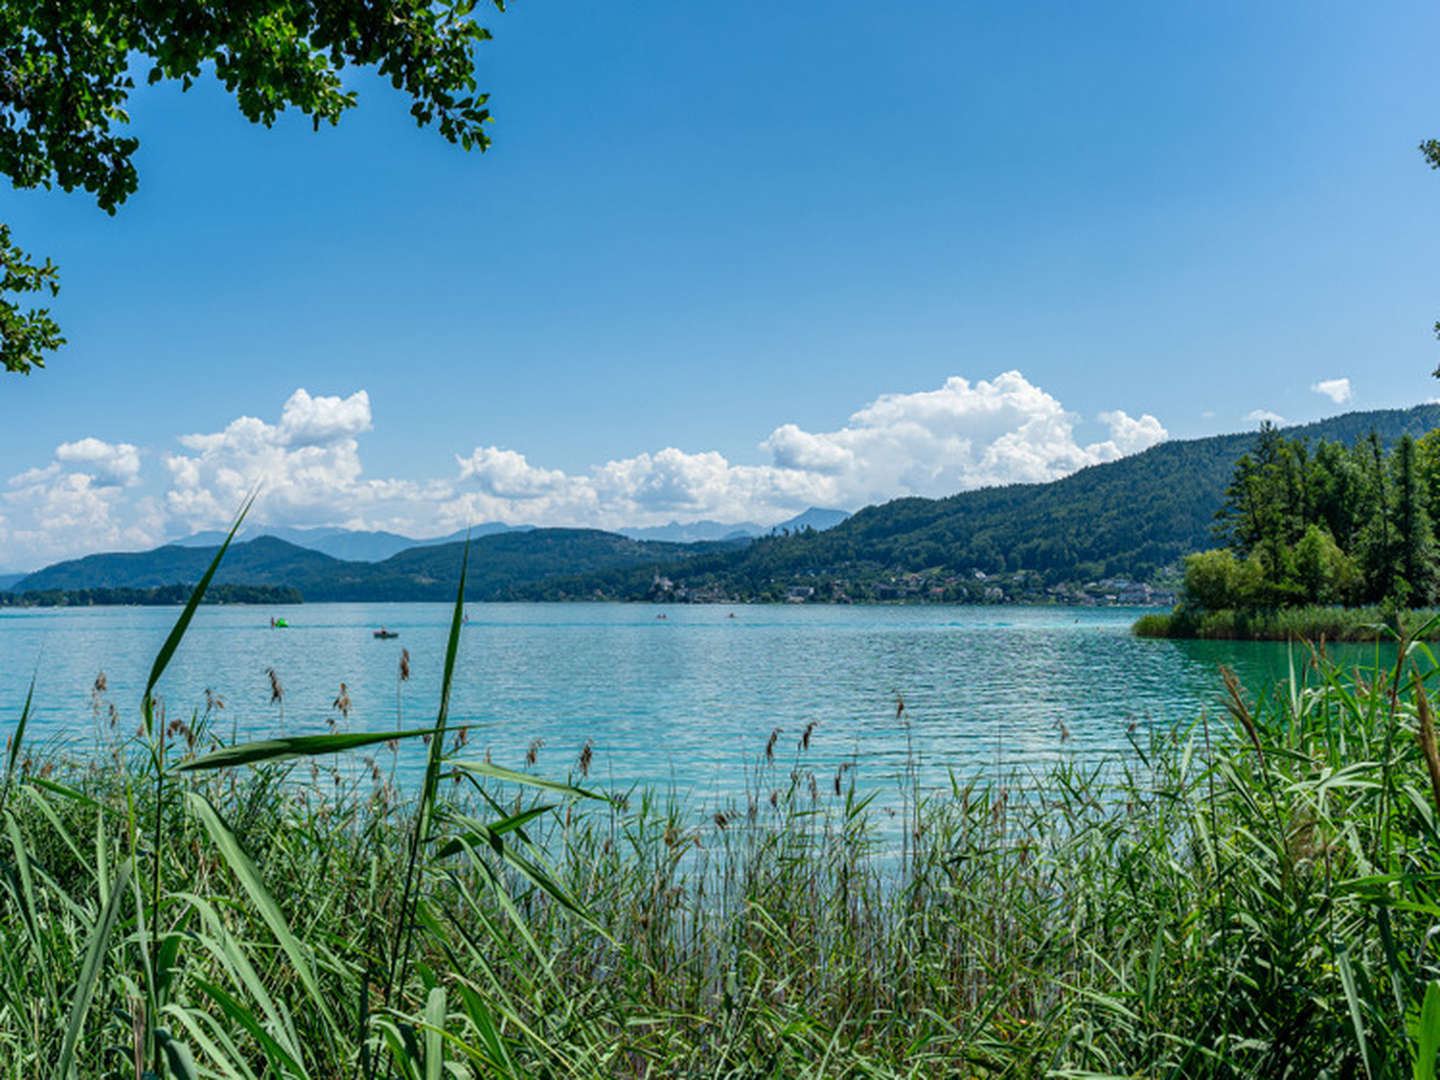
top-left (6, 521), bottom-right (1440, 1077)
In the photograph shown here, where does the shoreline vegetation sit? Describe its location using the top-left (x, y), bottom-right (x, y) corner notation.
top-left (3, 511), bottom-right (1440, 1080)
top-left (5, 527), bottom-right (1440, 1076)
top-left (5, 649), bottom-right (1438, 1077)
top-left (0, 582), bottom-right (303, 607)
top-left (0, 588), bottom-right (1166, 609)
top-left (1132, 420), bottom-right (1440, 641)
top-left (1133, 604), bottom-right (1440, 641)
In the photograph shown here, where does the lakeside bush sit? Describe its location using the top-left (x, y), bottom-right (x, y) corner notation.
top-left (6, 623), bottom-right (1440, 1076)
top-left (1133, 604), bottom-right (1440, 640)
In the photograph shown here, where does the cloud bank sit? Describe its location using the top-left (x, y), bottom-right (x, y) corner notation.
top-left (448, 372), bottom-right (1166, 527)
top-left (2, 374), bottom-right (1168, 570)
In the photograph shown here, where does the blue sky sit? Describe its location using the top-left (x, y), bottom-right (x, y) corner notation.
top-left (3, 0), bottom-right (1440, 569)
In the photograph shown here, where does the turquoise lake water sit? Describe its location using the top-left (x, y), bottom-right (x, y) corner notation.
top-left (0, 602), bottom-right (1396, 807)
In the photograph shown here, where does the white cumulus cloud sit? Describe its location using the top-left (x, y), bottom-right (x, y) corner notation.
top-left (163, 389), bottom-right (420, 532)
top-left (1311, 377), bottom-right (1352, 404)
top-left (54, 437), bottom-right (142, 487)
top-left (755, 372), bottom-right (1167, 502)
top-left (444, 371), bottom-right (1168, 528)
top-left (2, 374), bottom-right (1171, 569)
top-left (4, 458), bottom-right (163, 567)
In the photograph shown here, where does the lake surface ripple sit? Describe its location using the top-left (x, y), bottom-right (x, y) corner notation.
top-left (0, 603), bottom-right (1385, 807)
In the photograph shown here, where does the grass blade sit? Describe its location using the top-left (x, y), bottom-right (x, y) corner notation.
top-left (156, 1028), bottom-right (200, 1080)
top-left (451, 760), bottom-right (600, 801)
top-left (424, 986), bottom-right (445, 1080)
top-left (2, 672), bottom-right (35, 809)
top-left (143, 494), bottom-right (254, 722)
top-left (186, 792), bottom-right (338, 1037)
top-left (388, 535), bottom-right (469, 1022)
top-left (55, 858), bottom-right (133, 1080)
top-left (177, 727), bottom-right (437, 772)
top-left (1338, 947), bottom-right (1376, 1080)
top-left (1417, 980), bottom-right (1440, 1080)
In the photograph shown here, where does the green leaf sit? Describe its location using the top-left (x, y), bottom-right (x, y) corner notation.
top-left (432, 804), bottom-right (554, 858)
top-left (157, 1028), bottom-right (200, 1080)
top-left (1417, 980), bottom-right (1440, 1080)
top-left (186, 792), bottom-right (338, 1036)
top-left (451, 759), bottom-right (601, 800)
top-left (30, 777), bottom-right (101, 808)
top-left (3, 672), bottom-right (34, 797)
top-left (176, 726), bottom-right (437, 772)
top-left (143, 495), bottom-right (254, 726)
top-left (189, 976), bottom-right (308, 1079)
top-left (424, 987), bottom-right (446, 1080)
top-left (1339, 948), bottom-right (1376, 1080)
top-left (6, 810), bottom-right (59, 1011)
top-left (55, 858), bottom-right (133, 1080)
top-left (388, 535), bottom-right (470, 1023)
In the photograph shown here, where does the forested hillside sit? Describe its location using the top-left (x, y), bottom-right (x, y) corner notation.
top-left (14, 537), bottom-right (343, 592)
top-left (297, 530), bottom-right (735, 601)
top-left (10, 530), bottom-right (735, 602)
top-left (14, 407), bottom-right (1439, 605)
top-left (524, 406), bottom-right (1440, 601)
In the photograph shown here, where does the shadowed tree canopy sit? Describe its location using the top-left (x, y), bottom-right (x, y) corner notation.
top-left (0, 0), bottom-right (505, 374)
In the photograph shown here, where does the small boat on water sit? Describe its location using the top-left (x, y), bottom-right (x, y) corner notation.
top-left (373, 629), bottom-right (399, 639)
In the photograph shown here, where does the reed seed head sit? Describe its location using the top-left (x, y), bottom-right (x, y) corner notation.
top-left (1220, 664), bottom-right (1264, 767)
top-left (1413, 666), bottom-right (1440, 820)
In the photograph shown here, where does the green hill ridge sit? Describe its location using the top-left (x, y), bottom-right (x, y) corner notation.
top-left (520, 405), bottom-right (1440, 602)
top-left (12, 530), bottom-right (733, 602)
top-left (10, 406), bottom-right (1438, 604)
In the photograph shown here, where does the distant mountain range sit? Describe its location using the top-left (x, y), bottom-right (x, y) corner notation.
top-left (8, 407), bottom-right (1436, 605)
top-left (612, 507), bottom-right (850, 543)
top-left (155, 507), bottom-right (852, 563)
top-left (1, 506), bottom-right (851, 599)
top-left (169, 522), bottom-right (533, 563)
top-left (12, 530), bottom-right (745, 602)
top-left (613, 520), bottom-right (761, 543)
top-left (766, 507), bottom-right (852, 534)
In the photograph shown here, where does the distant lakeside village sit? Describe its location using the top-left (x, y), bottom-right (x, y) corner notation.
top-left (646, 568), bottom-right (1178, 607)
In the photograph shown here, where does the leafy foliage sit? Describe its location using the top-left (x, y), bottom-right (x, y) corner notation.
top-left (0, 0), bottom-right (505, 373)
top-left (1186, 421), bottom-right (1440, 612)
top-left (0, 224), bottom-right (61, 373)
